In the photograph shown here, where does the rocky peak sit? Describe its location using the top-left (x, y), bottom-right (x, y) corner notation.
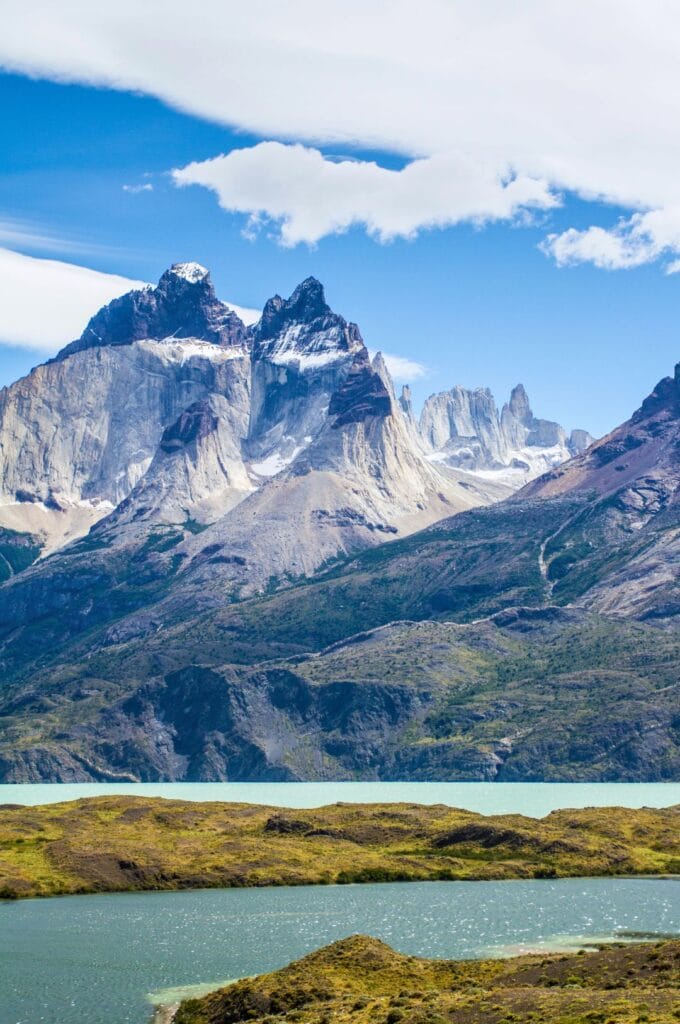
top-left (255, 277), bottom-right (331, 341)
top-left (507, 383), bottom-right (532, 425)
top-left (420, 381), bottom-right (592, 481)
top-left (162, 262), bottom-right (210, 285)
top-left (634, 361), bottom-right (680, 421)
top-left (286, 276), bottom-right (331, 322)
top-left (252, 277), bottom-right (364, 367)
top-left (56, 262), bottom-right (248, 360)
top-left (568, 428), bottom-right (594, 454)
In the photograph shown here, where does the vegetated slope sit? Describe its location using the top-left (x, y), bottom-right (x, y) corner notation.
top-left (1, 797), bottom-right (678, 899)
top-left (1, 608), bottom-right (678, 782)
top-left (174, 934), bottom-right (680, 1024)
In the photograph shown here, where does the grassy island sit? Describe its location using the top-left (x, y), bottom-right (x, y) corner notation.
top-left (175, 934), bottom-right (680, 1024)
top-left (0, 796), bottom-right (678, 899)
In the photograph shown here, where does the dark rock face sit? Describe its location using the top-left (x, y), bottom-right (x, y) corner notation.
top-left (56, 263), bottom-right (247, 359)
top-left (0, 664), bottom-right (434, 782)
top-left (329, 351), bottom-right (393, 426)
top-left (159, 401), bottom-right (220, 453)
top-left (247, 277), bottom-right (367, 458)
top-left (634, 362), bottom-right (680, 421)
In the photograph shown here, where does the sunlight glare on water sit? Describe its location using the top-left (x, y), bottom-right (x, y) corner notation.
top-left (1, 878), bottom-right (679, 1024)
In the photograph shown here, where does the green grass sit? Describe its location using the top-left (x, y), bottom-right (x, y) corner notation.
top-left (174, 934), bottom-right (680, 1024)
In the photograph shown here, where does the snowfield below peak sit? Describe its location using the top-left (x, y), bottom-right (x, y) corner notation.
top-left (147, 338), bottom-right (250, 363)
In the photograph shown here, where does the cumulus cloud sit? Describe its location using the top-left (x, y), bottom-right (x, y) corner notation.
top-left (0, 249), bottom-right (260, 351)
top-left (172, 143), bottom-right (556, 246)
top-left (4, 3), bottom-right (680, 264)
top-left (542, 208), bottom-right (680, 270)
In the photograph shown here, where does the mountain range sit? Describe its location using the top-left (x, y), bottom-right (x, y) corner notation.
top-left (0, 263), bottom-right (676, 783)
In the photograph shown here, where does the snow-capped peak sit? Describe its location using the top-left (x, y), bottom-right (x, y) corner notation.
top-left (169, 262), bottom-right (209, 284)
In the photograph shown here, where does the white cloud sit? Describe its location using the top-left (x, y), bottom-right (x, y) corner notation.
top-left (172, 143), bottom-right (556, 246)
top-left (664, 259), bottom-right (680, 276)
top-left (0, 249), bottom-right (261, 351)
top-left (122, 183), bottom-right (153, 194)
top-left (223, 301), bottom-right (261, 326)
top-left (0, 248), bottom-right (147, 351)
top-left (369, 350), bottom-right (428, 382)
top-left (5, 3), bottom-right (680, 263)
top-left (542, 208), bottom-right (680, 270)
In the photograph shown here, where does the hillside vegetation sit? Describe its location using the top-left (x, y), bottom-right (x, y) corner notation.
top-left (2, 607), bottom-right (678, 783)
top-left (1, 797), bottom-right (678, 899)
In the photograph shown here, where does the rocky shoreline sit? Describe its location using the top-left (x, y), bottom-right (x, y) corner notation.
top-left (152, 1004), bottom-right (178, 1024)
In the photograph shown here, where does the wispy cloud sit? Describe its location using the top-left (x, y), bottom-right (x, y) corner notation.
top-left (0, 248), bottom-right (147, 352)
top-left (223, 301), bottom-right (261, 326)
top-left (0, 217), bottom-right (126, 260)
top-left (122, 183), bottom-right (154, 194)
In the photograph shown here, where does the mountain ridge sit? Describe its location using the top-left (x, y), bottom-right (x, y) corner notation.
top-left (1, 265), bottom-right (677, 782)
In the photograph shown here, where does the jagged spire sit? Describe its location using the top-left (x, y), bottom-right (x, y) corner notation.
top-left (254, 276), bottom-right (334, 344)
top-left (508, 383), bottom-right (532, 424)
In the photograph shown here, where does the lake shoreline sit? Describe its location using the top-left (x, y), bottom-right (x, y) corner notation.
top-left (152, 1003), bottom-right (178, 1024)
top-left (4, 869), bottom-right (680, 905)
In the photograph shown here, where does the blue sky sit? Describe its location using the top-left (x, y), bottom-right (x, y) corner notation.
top-left (2, 8), bottom-right (680, 441)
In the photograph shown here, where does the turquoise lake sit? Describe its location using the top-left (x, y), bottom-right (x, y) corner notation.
top-left (2, 783), bottom-right (680, 1024)
top-left (2, 781), bottom-right (679, 815)
top-left (2, 878), bottom-right (680, 1024)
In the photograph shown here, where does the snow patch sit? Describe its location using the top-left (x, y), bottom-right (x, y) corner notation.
top-left (169, 262), bottom-right (209, 283)
top-left (267, 323), bottom-right (352, 370)
top-left (250, 446), bottom-right (303, 477)
top-left (426, 443), bottom-right (570, 487)
top-left (143, 338), bottom-right (248, 364)
top-left (274, 351), bottom-right (347, 370)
